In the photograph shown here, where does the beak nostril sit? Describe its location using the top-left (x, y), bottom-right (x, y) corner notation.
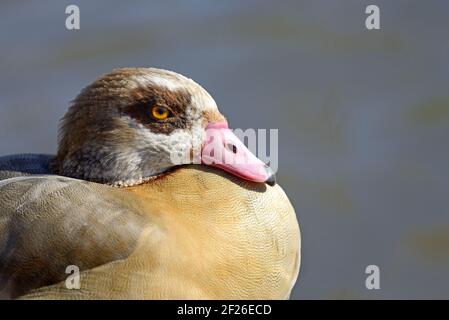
top-left (225, 143), bottom-right (238, 154)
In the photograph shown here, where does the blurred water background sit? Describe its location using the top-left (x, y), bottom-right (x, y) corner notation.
top-left (1, 0), bottom-right (448, 299)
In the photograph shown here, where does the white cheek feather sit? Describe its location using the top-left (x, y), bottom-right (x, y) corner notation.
top-left (119, 116), bottom-right (204, 177)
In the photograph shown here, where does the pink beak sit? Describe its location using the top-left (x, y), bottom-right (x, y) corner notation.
top-left (201, 122), bottom-right (276, 186)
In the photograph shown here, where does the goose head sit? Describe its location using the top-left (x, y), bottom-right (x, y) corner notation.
top-left (52, 68), bottom-right (275, 187)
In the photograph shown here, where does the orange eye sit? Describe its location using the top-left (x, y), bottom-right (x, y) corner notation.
top-left (151, 106), bottom-right (170, 120)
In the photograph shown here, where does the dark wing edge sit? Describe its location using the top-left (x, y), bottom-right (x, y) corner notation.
top-left (0, 154), bottom-right (53, 181)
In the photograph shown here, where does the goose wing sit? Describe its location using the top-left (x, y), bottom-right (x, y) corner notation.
top-left (0, 172), bottom-right (150, 299)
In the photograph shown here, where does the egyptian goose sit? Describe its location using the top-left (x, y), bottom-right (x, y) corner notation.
top-left (0, 68), bottom-right (300, 299)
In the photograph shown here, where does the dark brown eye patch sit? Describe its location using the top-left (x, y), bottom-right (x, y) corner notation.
top-left (123, 86), bottom-right (192, 134)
